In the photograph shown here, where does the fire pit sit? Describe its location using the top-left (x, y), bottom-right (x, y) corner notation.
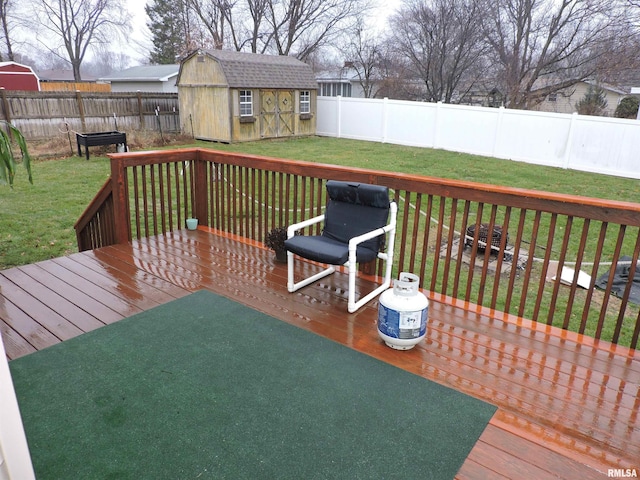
top-left (465, 223), bottom-right (508, 253)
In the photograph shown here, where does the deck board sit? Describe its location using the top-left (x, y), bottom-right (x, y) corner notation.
top-left (2, 227), bottom-right (639, 479)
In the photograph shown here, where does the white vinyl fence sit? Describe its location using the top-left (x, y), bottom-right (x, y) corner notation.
top-left (317, 96), bottom-right (640, 180)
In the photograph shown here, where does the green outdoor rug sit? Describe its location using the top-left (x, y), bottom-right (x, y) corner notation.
top-left (10, 290), bottom-right (496, 480)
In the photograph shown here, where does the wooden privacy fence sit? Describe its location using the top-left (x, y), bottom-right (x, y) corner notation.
top-left (0, 90), bottom-right (179, 140)
top-left (75, 148), bottom-right (640, 349)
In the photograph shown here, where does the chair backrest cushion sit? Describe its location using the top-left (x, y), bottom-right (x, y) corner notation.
top-left (322, 181), bottom-right (390, 252)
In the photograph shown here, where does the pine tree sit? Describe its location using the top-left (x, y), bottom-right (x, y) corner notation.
top-left (575, 84), bottom-right (608, 116)
top-left (146, 0), bottom-right (189, 64)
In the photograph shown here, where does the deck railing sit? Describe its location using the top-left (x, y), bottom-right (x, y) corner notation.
top-left (75, 148), bottom-right (640, 349)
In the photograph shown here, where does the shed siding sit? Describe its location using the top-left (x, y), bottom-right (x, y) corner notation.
top-left (179, 55), bottom-right (228, 87)
top-left (179, 54), bottom-right (232, 141)
top-left (180, 86), bottom-right (230, 141)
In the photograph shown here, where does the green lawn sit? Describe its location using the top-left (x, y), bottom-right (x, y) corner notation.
top-left (2, 136), bottom-right (639, 270)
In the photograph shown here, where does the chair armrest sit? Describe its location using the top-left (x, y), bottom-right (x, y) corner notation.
top-left (349, 201), bottom-right (398, 251)
top-left (348, 224), bottom-right (393, 249)
top-left (348, 201), bottom-right (397, 249)
top-left (287, 214), bottom-right (325, 238)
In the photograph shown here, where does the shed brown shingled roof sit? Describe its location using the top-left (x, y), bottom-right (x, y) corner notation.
top-left (201, 50), bottom-right (318, 89)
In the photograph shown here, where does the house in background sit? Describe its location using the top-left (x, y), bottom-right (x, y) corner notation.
top-left (37, 69), bottom-right (109, 92)
top-left (0, 62), bottom-right (39, 91)
top-left (533, 80), bottom-right (627, 116)
top-left (177, 50), bottom-right (317, 143)
top-left (99, 65), bottom-right (179, 93)
top-left (316, 70), bottom-right (360, 98)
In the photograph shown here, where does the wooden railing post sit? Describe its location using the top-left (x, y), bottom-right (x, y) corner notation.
top-left (110, 156), bottom-right (131, 244)
top-left (193, 154), bottom-right (209, 225)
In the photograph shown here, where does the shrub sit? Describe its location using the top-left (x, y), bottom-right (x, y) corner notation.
top-left (575, 84), bottom-right (608, 116)
top-left (614, 96), bottom-right (639, 119)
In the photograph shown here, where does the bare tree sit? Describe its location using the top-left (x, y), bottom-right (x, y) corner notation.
top-left (375, 42), bottom-right (424, 101)
top-left (481, 0), bottom-right (631, 109)
top-left (344, 19), bottom-right (382, 98)
top-left (0, 0), bottom-right (23, 61)
top-left (590, 31), bottom-right (640, 86)
top-left (34, 0), bottom-right (129, 81)
top-left (266, 0), bottom-right (369, 60)
top-left (186, 0), bottom-right (231, 50)
top-left (391, 0), bottom-right (488, 103)
top-left (184, 0), bottom-right (369, 59)
top-left (0, 0), bottom-right (13, 61)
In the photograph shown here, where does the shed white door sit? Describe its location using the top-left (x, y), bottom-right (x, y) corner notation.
top-left (260, 90), bottom-right (294, 138)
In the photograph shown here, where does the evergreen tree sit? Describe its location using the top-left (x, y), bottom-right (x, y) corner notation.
top-left (575, 84), bottom-right (608, 116)
top-left (614, 96), bottom-right (639, 119)
top-left (146, 0), bottom-right (189, 64)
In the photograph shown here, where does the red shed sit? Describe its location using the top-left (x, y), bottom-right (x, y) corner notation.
top-left (0, 62), bottom-right (40, 91)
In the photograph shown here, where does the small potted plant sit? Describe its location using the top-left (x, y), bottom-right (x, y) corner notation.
top-left (265, 226), bottom-right (288, 262)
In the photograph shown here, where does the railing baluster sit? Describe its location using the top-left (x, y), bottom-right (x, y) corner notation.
top-left (477, 205), bottom-right (498, 306)
top-left (132, 166), bottom-right (141, 240)
top-left (397, 190), bottom-right (412, 271)
top-left (430, 197), bottom-right (446, 293)
top-left (549, 215), bottom-right (573, 327)
top-left (249, 168), bottom-right (256, 240)
top-left (166, 163), bottom-right (173, 232)
top-left (490, 206), bottom-right (512, 310)
top-left (150, 165), bottom-right (158, 236)
top-left (418, 194), bottom-right (433, 284)
top-left (518, 210), bottom-right (542, 318)
top-left (465, 203), bottom-right (485, 303)
top-left (141, 165), bottom-right (150, 237)
top-left (441, 198), bottom-right (458, 296)
top-left (257, 169), bottom-right (264, 240)
top-left (580, 222), bottom-right (607, 334)
top-left (562, 218), bottom-right (590, 330)
top-left (596, 225), bottom-right (626, 339)
top-left (451, 201), bottom-right (471, 300)
top-left (533, 213), bottom-right (558, 322)
top-left (408, 193), bottom-right (422, 274)
top-left (612, 229), bottom-right (640, 343)
top-left (157, 164), bottom-right (166, 234)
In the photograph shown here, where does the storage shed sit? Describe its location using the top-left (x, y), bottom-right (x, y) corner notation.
top-left (177, 50), bottom-right (318, 142)
top-left (0, 62), bottom-right (40, 91)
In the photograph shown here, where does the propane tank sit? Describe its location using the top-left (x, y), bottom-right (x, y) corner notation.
top-left (377, 272), bottom-right (429, 350)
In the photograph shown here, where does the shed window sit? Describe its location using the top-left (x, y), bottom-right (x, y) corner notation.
top-left (239, 90), bottom-right (253, 116)
top-left (300, 91), bottom-right (310, 114)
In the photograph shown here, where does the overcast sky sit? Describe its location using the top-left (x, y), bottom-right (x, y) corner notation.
top-left (123, 0), bottom-right (401, 66)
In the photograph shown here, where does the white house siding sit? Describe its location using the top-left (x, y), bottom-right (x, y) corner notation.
top-left (110, 80), bottom-right (177, 93)
top-left (534, 82), bottom-right (624, 116)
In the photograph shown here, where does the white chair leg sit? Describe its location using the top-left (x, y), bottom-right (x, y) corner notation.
top-left (287, 250), bottom-right (335, 292)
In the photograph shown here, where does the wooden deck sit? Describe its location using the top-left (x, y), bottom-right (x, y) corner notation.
top-left (1, 228), bottom-right (638, 479)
